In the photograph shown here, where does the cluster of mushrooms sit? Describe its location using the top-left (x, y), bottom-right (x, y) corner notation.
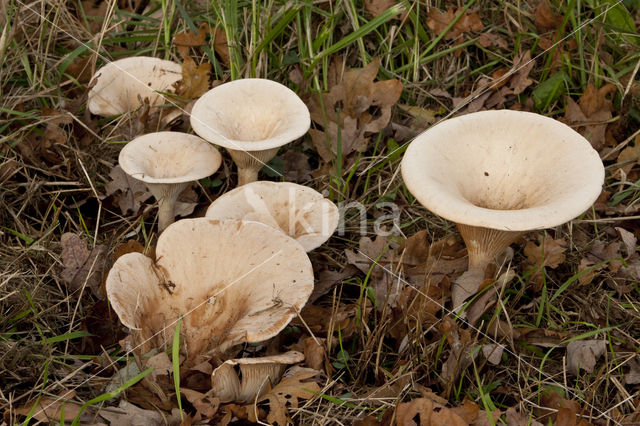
top-left (88, 56), bottom-right (605, 405)
top-left (89, 56), bottom-right (339, 402)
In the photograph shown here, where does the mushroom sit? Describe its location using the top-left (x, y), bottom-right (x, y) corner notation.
top-left (87, 56), bottom-right (182, 116)
top-left (190, 78), bottom-right (310, 186)
top-left (205, 181), bottom-right (339, 251)
top-left (401, 110), bottom-right (604, 302)
top-left (118, 131), bottom-right (222, 232)
top-left (105, 218), bottom-right (314, 368)
top-left (211, 351), bottom-right (305, 403)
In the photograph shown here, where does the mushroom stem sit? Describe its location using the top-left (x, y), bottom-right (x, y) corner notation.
top-left (457, 224), bottom-right (522, 271)
top-left (237, 167), bottom-right (260, 186)
top-left (147, 182), bottom-right (188, 232)
top-left (228, 147), bottom-right (280, 186)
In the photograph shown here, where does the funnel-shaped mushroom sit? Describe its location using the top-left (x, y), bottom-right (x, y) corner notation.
top-left (119, 132), bottom-right (221, 232)
top-left (402, 110), bottom-right (604, 273)
top-left (190, 79), bottom-right (310, 185)
top-left (105, 219), bottom-right (314, 367)
top-left (205, 181), bottom-right (339, 251)
top-left (211, 351), bottom-right (304, 403)
top-left (87, 56), bottom-right (182, 116)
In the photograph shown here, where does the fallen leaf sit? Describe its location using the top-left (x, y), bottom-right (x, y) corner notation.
top-left (60, 233), bottom-right (107, 297)
top-left (173, 57), bottom-right (212, 100)
top-left (303, 337), bottom-right (326, 371)
top-left (81, 300), bottom-right (126, 354)
top-left (281, 150), bottom-right (313, 183)
top-left (258, 370), bottom-right (321, 426)
top-left (364, 0), bottom-right (397, 17)
top-left (535, 0), bottom-right (562, 31)
top-left (439, 317), bottom-right (477, 390)
top-left (308, 58), bottom-right (402, 164)
top-left (212, 27), bottom-right (230, 64)
top-left (508, 51), bottom-right (535, 95)
top-left (482, 343), bottom-right (504, 365)
top-left (563, 84), bottom-right (617, 150)
top-left (524, 235), bottom-right (567, 269)
top-left (104, 165), bottom-right (153, 215)
top-left (624, 356), bottom-right (640, 385)
top-left (181, 388), bottom-right (220, 419)
top-left (566, 340), bottom-right (606, 375)
top-left (394, 397), bottom-right (469, 425)
top-left (14, 390), bottom-right (87, 423)
top-left (615, 227), bottom-right (637, 257)
top-left (426, 6), bottom-right (483, 42)
top-left (99, 400), bottom-right (170, 425)
top-left (174, 23), bottom-right (209, 57)
top-left (505, 407), bottom-right (544, 426)
top-left (615, 138), bottom-right (640, 175)
top-left (477, 32), bottom-right (509, 49)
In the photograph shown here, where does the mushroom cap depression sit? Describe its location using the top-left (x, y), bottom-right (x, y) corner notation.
top-left (401, 110), bottom-right (605, 231)
top-left (87, 56), bottom-right (182, 116)
top-left (105, 219), bottom-right (314, 364)
top-left (118, 131), bottom-right (222, 184)
top-left (190, 78), bottom-right (311, 152)
top-left (205, 181), bottom-right (339, 251)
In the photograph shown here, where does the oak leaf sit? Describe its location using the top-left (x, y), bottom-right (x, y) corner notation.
top-left (563, 84), bottom-right (616, 150)
top-left (60, 233), bottom-right (107, 297)
top-left (173, 57), bottom-right (211, 99)
top-left (257, 370), bottom-right (321, 426)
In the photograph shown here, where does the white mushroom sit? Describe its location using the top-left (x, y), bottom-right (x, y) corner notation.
top-left (211, 351), bottom-right (305, 403)
top-left (402, 110), bottom-right (604, 302)
top-left (118, 131), bottom-right (221, 232)
top-left (205, 181), bottom-right (339, 251)
top-left (190, 78), bottom-right (311, 186)
top-left (105, 218), bottom-right (314, 367)
top-left (87, 56), bottom-right (182, 116)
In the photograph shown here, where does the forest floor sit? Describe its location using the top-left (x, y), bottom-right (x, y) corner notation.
top-left (1, 0), bottom-right (640, 424)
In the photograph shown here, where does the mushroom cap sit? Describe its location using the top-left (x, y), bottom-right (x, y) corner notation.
top-left (190, 78), bottom-right (311, 152)
top-left (401, 110), bottom-right (604, 231)
top-left (87, 56), bottom-right (182, 116)
top-left (118, 132), bottom-right (222, 184)
top-left (211, 351), bottom-right (304, 403)
top-left (105, 219), bottom-right (314, 362)
top-left (205, 181), bottom-right (339, 251)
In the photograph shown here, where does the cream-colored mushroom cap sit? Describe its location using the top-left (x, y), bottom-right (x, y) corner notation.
top-left (190, 78), bottom-right (311, 152)
top-left (205, 181), bottom-right (339, 251)
top-left (401, 110), bottom-right (605, 231)
top-left (211, 351), bottom-right (305, 403)
top-left (88, 56), bottom-right (182, 116)
top-left (105, 219), bottom-right (313, 366)
top-left (118, 132), bottom-right (221, 184)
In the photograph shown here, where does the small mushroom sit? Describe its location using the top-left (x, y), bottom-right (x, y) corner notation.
top-left (402, 110), bottom-right (604, 280)
top-left (205, 181), bottom-right (339, 251)
top-left (118, 131), bottom-right (221, 232)
top-left (211, 351), bottom-right (305, 403)
top-left (190, 78), bottom-right (310, 186)
top-left (105, 218), bottom-right (314, 367)
top-left (87, 56), bottom-right (182, 116)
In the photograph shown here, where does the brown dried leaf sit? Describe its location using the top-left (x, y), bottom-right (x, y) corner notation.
top-left (566, 340), bottom-right (606, 375)
top-left (535, 0), bottom-right (562, 31)
top-left (364, 0), bottom-right (397, 17)
top-left (477, 32), bottom-right (509, 49)
top-left (99, 400), bottom-right (171, 425)
top-left (308, 58), bottom-right (402, 163)
top-left (439, 317), bottom-right (477, 387)
top-left (394, 397), bottom-right (469, 426)
top-left (258, 370), bottom-right (321, 426)
top-left (615, 138), bottom-right (640, 175)
top-left (173, 22), bottom-right (209, 47)
top-left (174, 57), bottom-right (211, 99)
top-left (60, 233), bottom-right (107, 297)
top-left (212, 27), bottom-right (230, 64)
top-left (615, 227), bottom-right (637, 257)
top-left (426, 6), bottom-right (483, 41)
top-left (14, 390), bottom-right (87, 423)
top-left (281, 149), bottom-right (313, 183)
top-left (505, 407), bottom-right (544, 426)
top-left (524, 235), bottom-right (567, 269)
top-left (104, 165), bottom-right (153, 215)
top-left (303, 337), bottom-right (326, 371)
top-left (508, 51), bottom-right (535, 95)
top-left (563, 84), bottom-right (616, 150)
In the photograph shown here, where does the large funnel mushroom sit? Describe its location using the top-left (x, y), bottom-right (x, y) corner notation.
top-left (119, 131), bottom-right (221, 232)
top-left (402, 110), bottom-right (604, 299)
top-left (105, 218), bottom-right (314, 367)
top-left (205, 181), bottom-right (339, 251)
top-left (190, 78), bottom-right (310, 186)
top-left (87, 56), bottom-right (182, 116)
top-left (211, 351), bottom-right (305, 403)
